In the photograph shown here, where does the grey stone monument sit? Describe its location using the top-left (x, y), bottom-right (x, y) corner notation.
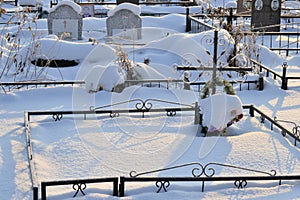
top-left (251, 0), bottom-right (281, 32)
top-left (106, 4), bottom-right (142, 40)
top-left (47, 1), bottom-right (83, 40)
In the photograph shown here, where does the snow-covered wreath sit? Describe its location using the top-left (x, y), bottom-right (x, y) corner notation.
top-left (200, 77), bottom-right (243, 134)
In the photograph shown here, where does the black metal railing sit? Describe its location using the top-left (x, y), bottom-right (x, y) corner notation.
top-left (0, 80), bottom-right (85, 92)
top-left (26, 98), bottom-right (199, 122)
top-left (119, 161), bottom-right (300, 197)
top-left (41, 177), bottom-right (119, 200)
top-left (251, 60), bottom-right (300, 90)
top-left (243, 105), bottom-right (300, 146)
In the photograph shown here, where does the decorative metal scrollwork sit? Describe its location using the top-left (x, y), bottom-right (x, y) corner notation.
top-left (110, 112), bottom-right (119, 118)
top-left (292, 126), bottom-right (300, 138)
top-left (156, 181), bottom-right (170, 193)
top-left (135, 99), bottom-right (153, 111)
top-left (234, 179), bottom-right (247, 189)
top-left (274, 117), bottom-right (300, 139)
top-left (52, 114), bottom-right (62, 121)
top-left (72, 183), bottom-right (86, 197)
top-left (166, 110), bottom-right (176, 117)
top-left (130, 162), bottom-right (276, 179)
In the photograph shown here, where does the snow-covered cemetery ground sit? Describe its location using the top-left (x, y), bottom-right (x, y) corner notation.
top-left (2, 0), bottom-right (300, 199)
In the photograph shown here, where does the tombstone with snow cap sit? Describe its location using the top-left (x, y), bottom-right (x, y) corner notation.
top-left (106, 3), bottom-right (142, 40)
top-left (47, 0), bottom-right (83, 40)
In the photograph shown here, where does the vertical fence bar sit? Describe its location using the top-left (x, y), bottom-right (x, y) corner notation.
top-left (186, 7), bottom-right (191, 32)
top-left (281, 62), bottom-right (288, 90)
top-left (194, 102), bottom-right (200, 125)
top-left (119, 177), bottom-right (125, 197)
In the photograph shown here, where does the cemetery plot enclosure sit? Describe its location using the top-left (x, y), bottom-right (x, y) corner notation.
top-left (24, 102), bottom-right (300, 199)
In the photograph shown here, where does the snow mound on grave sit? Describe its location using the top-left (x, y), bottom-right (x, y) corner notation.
top-left (49, 0), bottom-right (82, 13)
top-left (133, 62), bottom-right (180, 80)
top-left (253, 44), bottom-right (284, 69)
top-left (145, 33), bottom-right (211, 65)
top-left (107, 3), bottom-right (141, 17)
top-left (18, 38), bottom-right (95, 63)
top-left (77, 43), bottom-right (116, 80)
top-left (145, 30), bottom-right (234, 66)
top-left (84, 64), bottom-right (125, 92)
top-left (199, 94), bottom-right (243, 133)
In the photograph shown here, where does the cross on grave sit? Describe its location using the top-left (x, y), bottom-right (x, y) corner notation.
top-left (63, 20), bottom-right (67, 29)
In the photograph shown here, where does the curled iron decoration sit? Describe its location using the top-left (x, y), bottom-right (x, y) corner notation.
top-left (91, 98), bottom-right (193, 112)
top-left (135, 99), bottom-right (152, 111)
top-left (201, 162), bottom-right (277, 177)
top-left (234, 179), bottom-right (247, 189)
top-left (274, 117), bottom-right (300, 139)
top-left (72, 183), bottom-right (86, 197)
top-left (110, 112), bottom-right (119, 118)
top-left (292, 126), bottom-right (300, 138)
top-left (166, 110), bottom-right (176, 117)
top-left (129, 162), bottom-right (204, 178)
top-left (52, 113), bottom-right (62, 121)
top-left (130, 162), bottom-right (276, 178)
top-left (156, 181), bottom-right (170, 193)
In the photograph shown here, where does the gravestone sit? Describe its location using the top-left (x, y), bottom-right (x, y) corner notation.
top-left (106, 3), bottom-right (142, 40)
top-left (47, 1), bottom-right (83, 40)
top-left (251, 0), bottom-right (281, 32)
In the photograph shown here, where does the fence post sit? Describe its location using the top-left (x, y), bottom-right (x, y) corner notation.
top-left (33, 187), bottom-right (38, 200)
top-left (186, 7), bottom-right (191, 32)
top-left (41, 182), bottom-right (46, 200)
top-left (119, 177), bottom-right (125, 197)
top-left (249, 105), bottom-right (254, 117)
top-left (281, 62), bottom-right (288, 90)
top-left (258, 72), bottom-right (264, 90)
top-left (194, 102), bottom-right (200, 124)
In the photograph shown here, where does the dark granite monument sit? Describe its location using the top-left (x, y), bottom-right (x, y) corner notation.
top-left (251, 0), bottom-right (281, 32)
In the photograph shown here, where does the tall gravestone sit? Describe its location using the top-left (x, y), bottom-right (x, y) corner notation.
top-left (47, 1), bottom-right (83, 40)
top-left (251, 0), bottom-right (281, 32)
top-left (106, 3), bottom-right (142, 40)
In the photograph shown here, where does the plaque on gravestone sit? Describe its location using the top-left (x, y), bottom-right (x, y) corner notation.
top-left (237, 0), bottom-right (251, 13)
top-left (52, 19), bottom-right (78, 39)
top-left (251, 0), bottom-right (281, 32)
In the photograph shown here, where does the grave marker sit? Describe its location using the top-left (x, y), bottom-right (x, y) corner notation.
top-left (106, 3), bottom-right (142, 40)
top-left (47, 1), bottom-right (83, 40)
top-left (251, 0), bottom-right (281, 32)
